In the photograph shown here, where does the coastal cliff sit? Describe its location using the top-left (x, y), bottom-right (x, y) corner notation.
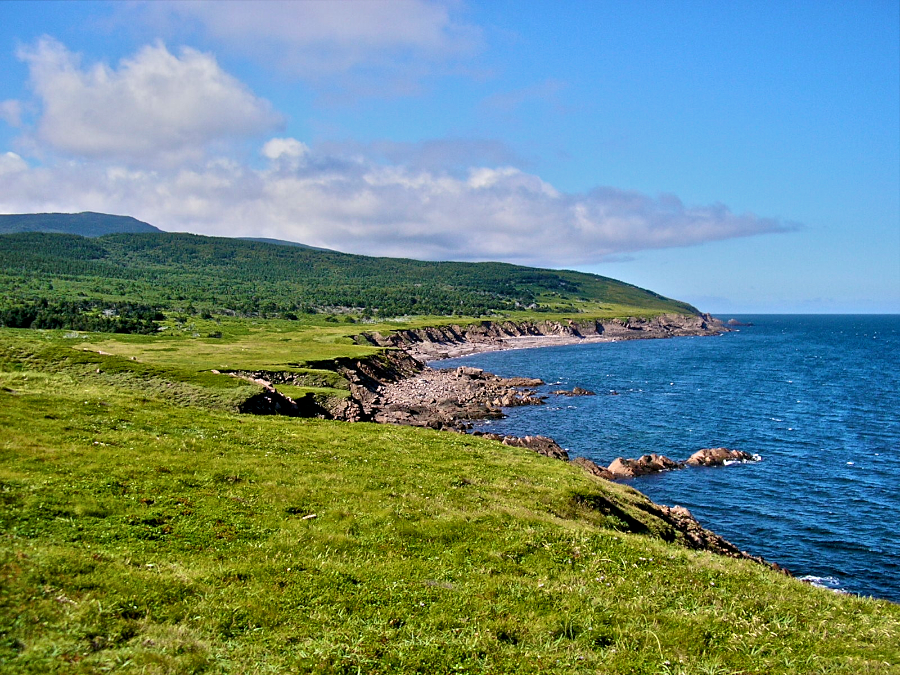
top-left (236, 312), bottom-right (726, 430)
top-left (354, 313), bottom-right (726, 360)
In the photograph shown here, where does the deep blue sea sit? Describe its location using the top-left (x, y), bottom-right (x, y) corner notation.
top-left (437, 315), bottom-right (900, 603)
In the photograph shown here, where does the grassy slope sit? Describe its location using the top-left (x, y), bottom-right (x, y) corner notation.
top-left (1, 328), bottom-right (899, 674)
top-left (1, 225), bottom-right (896, 672)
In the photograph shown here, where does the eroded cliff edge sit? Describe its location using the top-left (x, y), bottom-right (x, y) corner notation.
top-left (354, 313), bottom-right (726, 360)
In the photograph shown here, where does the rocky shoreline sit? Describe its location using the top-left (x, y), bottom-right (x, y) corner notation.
top-left (234, 312), bottom-right (781, 568)
top-left (332, 312), bottom-right (728, 435)
top-left (349, 314), bottom-right (783, 567)
top-left (354, 312), bottom-right (727, 360)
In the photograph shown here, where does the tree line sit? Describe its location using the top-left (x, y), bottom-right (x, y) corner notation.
top-left (0, 299), bottom-right (164, 334)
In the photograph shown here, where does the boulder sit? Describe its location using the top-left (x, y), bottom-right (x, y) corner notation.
top-left (503, 376), bottom-right (545, 387)
top-left (473, 432), bottom-right (568, 461)
top-left (501, 435), bottom-right (569, 461)
top-left (686, 447), bottom-right (757, 467)
top-left (606, 453), bottom-right (683, 478)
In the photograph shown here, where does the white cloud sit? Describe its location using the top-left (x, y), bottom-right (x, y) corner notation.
top-left (0, 141), bottom-right (791, 266)
top-left (261, 138), bottom-right (308, 161)
top-left (172, 0), bottom-right (471, 56)
top-left (0, 100), bottom-right (23, 127)
top-left (261, 138), bottom-right (310, 170)
top-left (16, 38), bottom-right (281, 165)
top-left (467, 167), bottom-right (559, 197)
top-left (131, 0), bottom-right (480, 96)
top-left (0, 152), bottom-right (28, 176)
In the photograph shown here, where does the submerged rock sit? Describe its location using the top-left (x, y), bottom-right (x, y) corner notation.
top-left (551, 386), bottom-right (596, 396)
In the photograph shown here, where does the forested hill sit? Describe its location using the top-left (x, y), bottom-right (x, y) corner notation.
top-left (0, 212), bottom-right (160, 237)
top-left (0, 227), bottom-right (699, 323)
top-left (237, 237), bottom-right (333, 252)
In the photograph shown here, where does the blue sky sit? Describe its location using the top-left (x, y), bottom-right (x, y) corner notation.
top-left (0, 1), bottom-right (897, 313)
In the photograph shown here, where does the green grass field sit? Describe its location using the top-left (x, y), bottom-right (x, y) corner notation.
top-left (1, 325), bottom-right (899, 674)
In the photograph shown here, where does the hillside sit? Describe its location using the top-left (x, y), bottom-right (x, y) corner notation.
top-left (0, 226), bottom-right (698, 324)
top-left (1, 215), bottom-right (897, 672)
top-left (237, 236), bottom-right (334, 251)
top-left (1, 328), bottom-right (898, 673)
top-left (0, 212), bottom-right (160, 237)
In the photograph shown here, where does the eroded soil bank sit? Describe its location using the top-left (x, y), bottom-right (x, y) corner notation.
top-left (354, 313), bottom-right (726, 360)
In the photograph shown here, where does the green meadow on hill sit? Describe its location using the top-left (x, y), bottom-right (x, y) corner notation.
top-left (1, 222), bottom-right (899, 673)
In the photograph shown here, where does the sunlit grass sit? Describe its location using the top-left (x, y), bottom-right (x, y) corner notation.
top-left (70, 305), bottom-right (683, 374)
top-left (1, 330), bottom-right (898, 673)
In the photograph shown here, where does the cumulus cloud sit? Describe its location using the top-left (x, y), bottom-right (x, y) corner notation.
top-left (261, 138), bottom-right (310, 170)
top-left (130, 0), bottom-right (480, 96)
top-left (0, 139), bottom-right (792, 266)
top-left (0, 152), bottom-right (28, 176)
top-left (16, 38), bottom-right (281, 165)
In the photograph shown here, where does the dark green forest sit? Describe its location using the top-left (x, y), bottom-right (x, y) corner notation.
top-left (0, 229), bottom-right (697, 332)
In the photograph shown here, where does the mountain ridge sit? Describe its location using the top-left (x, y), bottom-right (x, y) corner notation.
top-left (0, 211), bottom-right (160, 237)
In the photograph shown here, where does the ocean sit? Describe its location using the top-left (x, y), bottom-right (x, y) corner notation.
top-left (437, 315), bottom-right (900, 603)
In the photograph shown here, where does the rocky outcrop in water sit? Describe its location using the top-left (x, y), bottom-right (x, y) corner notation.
top-left (588, 448), bottom-right (760, 478)
top-left (606, 454), bottom-right (684, 478)
top-left (686, 447), bottom-right (758, 466)
top-left (552, 387), bottom-right (596, 396)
